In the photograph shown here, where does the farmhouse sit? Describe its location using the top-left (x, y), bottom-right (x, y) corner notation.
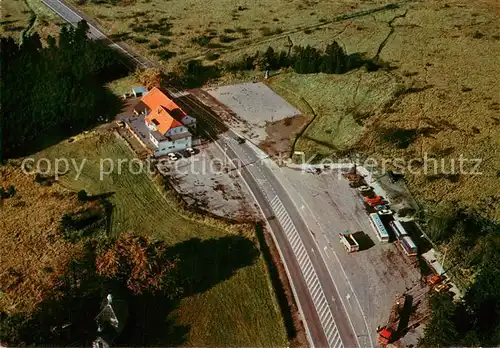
top-left (133, 87), bottom-right (196, 157)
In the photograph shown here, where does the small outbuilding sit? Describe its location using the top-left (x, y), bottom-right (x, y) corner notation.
top-left (131, 86), bottom-right (148, 98)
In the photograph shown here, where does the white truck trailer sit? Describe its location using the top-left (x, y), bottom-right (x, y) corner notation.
top-left (339, 230), bottom-right (360, 253)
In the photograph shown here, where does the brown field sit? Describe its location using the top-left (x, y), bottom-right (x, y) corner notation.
top-left (43, 0), bottom-right (499, 221)
top-left (1, 133), bottom-right (287, 346)
top-left (65, 0), bottom-right (403, 68)
top-left (0, 164), bottom-right (87, 315)
top-left (1, 0), bottom-right (62, 42)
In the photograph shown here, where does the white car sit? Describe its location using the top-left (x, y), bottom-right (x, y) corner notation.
top-left (168, 153), bottom-right (179, 161)
top-left (358, 185), bottom-right (372, 192)
top-left (378, 209), bottom-right (393, 216)
top-left (186, 147), bottom-right (195, 155)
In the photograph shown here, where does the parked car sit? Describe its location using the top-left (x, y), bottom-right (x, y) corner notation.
top-left (116, 120), bottom-right (125, 128)
top-left (358, 185), bottom-right (372, 193)
top-left (168, 153), bottom-right (180, 161)
top-left (428, 274), bottom-right (443, 286)
top-left (378, 209), bottom-right (393, 216)
top-left (374, 205), bottom-right (390, 211)
top-left (434, 283), bottom-right (450, 293)
top-left (305, 167), bottom-right (321, 174)
top-left (234, 136), bottom-right (246, 144)
top-left (186, 147), bottom-right (195, 155)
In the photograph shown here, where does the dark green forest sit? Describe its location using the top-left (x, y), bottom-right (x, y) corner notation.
top-left (1, 20), bottom-right (126, 160)
top-left (421, 208), bottom-right (500, 346)
top-left (225, 41), bottom-right (377, 75)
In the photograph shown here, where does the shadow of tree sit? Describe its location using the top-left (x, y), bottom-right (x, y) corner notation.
top-left (3, 235), bottom-right (259, 347)
top-left (168, 235), bottom-right (259, 297)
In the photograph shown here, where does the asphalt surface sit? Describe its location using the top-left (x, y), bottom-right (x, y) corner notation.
top-left (177, 96), bottom-right (359, 348)
top-left (40, 0), bottom-right (360, 345)
top-left (40, 0), bottom-right (154, 69)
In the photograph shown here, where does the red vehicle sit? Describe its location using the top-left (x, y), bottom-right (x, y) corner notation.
top-left (364, 196), bottom-right (384, 207)
top-left (378, 295), bottom-right (408, 345)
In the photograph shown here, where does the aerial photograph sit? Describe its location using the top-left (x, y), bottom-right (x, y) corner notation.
top-left (1, 0), bottom-right (499, 346)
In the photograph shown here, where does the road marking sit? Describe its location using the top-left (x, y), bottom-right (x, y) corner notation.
top-left (269, 195), bottom-right (343, 348)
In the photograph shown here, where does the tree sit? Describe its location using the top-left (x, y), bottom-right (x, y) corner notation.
top-left (96, 234), bottom-right (178, 294)
top-left (77, 190), bottom-right (88, 201)
top-left (135, 67), bottom-right (164, 90)
top-left (1, 20), bottom-right (126, 159)
top-left (421, 293), bottom-right (459, 347)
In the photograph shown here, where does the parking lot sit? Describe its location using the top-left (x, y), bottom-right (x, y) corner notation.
top-left (155, 141), bottom-right (259, 221)
top-left (268, 165), bottom-right (429, 346)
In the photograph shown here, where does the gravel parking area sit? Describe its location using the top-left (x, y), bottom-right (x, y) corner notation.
top-left (270, 166), bottom-right (428, 346)
top-left (156, 141), bottom-right (259, 221)
top-left (204, 82), bottom-right (301, 143)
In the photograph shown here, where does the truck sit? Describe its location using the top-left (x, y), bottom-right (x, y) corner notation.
top-left (339, 230), bottom-right (360, 253)
top-left (364, 195), bottom-right (385, 207)
top-left (377, 294), bottom-right (408, 345)
top-left (343, 167), bottom-right (366, 188)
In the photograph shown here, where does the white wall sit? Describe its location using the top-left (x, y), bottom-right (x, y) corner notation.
top-left (166, 126), bottom-right (187, 135)
top-left (182, 115), bottom-right (196, 126)
top-left (153, 136), bottom-right (192, 157)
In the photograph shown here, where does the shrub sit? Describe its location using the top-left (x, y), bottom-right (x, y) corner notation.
top-left (398, 207), bottom-right (416, 217)
top-left (191, 35), bottom-right (213, 46)
top-left (78, 189), bottom-right (88, 201)
top-left (156, 50), bottom-right (176, 61)
top-left (219, 35), bottom-right (236, 43)
top-left (205, 52), bottom-right (220, 61)
top-left (133, 37), bottom-right (148, 43)
top-left (8, 185), bottom-right (16, 197)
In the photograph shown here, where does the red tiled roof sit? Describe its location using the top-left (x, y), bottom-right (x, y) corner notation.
top-left (142, 87), bottom-right (187, 135)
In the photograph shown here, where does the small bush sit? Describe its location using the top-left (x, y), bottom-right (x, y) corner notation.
top-left (398, 207), bottom-right (416, 217)
top-left (191, 35), bottom-right (213, 46)
top-left (205, 52), bottom-right (220, 61)
top-left (78, 189), bottom-right (88, 201)
top-left (219, 35), bottom-right (236, 43)
top-left (133, 37), bottom-right (148, 43)
top-left (156, 50), bottom-right (177, 61)
top-left (223, 28), bottom-right (236, 33)
top-left (472, 31), bottom-right (484, 39)
top-left (260, 27), bottom-right (283, 37)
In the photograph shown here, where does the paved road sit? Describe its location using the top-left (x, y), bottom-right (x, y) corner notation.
top-left (40, 0), bottom-right (153, 69)
top-left (40, 0), bottom-right (362, 345)
top-left (176, 96), bottom-right (360, 347)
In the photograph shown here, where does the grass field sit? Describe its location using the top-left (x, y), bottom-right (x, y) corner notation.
top-left (265, 0), bottom-right (500, 221)
top-left (267, 70), bottom-right (399, 157)
top-left (29, 132), bottom-right (287, 346)
top-left (65, 0), bottom-right (400, 69)
top-left (0, 164), bottom-right (87, 315)
top-left (1, 0), bottom-right (62, 41)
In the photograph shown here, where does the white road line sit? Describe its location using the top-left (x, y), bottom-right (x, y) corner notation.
top-left (296, 247), bottom-right (306, 262)
top-left (291, 190), bottom-right (372, 348)
top-left (318, 303), bottom-right (330, 320)
top-left (282, 218), bottom-right (294, 232)
top-left (305, 268), bottom-right (315, 284)
top-left (322, 315), bottom-right (334, 331)
top-left (333, 332), bottom-right (343, 347)
top-left (268, 196), bottom-right (343, 348)
top-left (318, 301), bottom-right (328, 313)
top-left (327, 324), bottom-right (338, 340)
top-left (289, 233), bottom-right (300, 248)
top-left (292, 235), bottom-right (302, 249)
top-left (313, 289), bottom-right (324, 304)
top-left (311, 283), bottom-right (322, 300)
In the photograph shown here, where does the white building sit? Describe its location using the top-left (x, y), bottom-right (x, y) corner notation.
top-left (133, 87), bottom-right (196, 157)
